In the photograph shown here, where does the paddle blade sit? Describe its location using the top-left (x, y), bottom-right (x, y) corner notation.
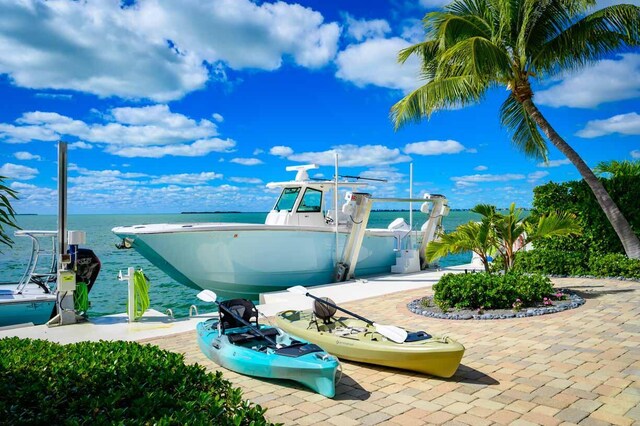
top-left (286, 285), bottom-right (308, 295)
top-left (374, 323), bottom-right (408, 344)
top-left (197, 290), bottom-right (218, 303)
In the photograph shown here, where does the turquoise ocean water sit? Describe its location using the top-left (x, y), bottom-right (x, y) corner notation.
top-left (0, 211), bottom-right (478, 318)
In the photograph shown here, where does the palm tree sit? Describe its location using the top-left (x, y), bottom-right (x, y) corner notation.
top-left (426, 220), bottom-right (496, 271)
top-left (0, 176), bottom-right (20, 251)
top-left (594, 159), bottom-right (640, 178)
top-left (426, 202), bottom-right (581, 272)
top-left (392, 0), bottom-right (640, 259)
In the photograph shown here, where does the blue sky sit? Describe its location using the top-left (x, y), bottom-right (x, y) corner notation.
top-left (0, 0), bottom-right (638, 214)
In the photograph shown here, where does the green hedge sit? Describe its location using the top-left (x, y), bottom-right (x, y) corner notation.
top-left (509, 249), bottom-right (589, 276)
top-left (532, 176), bottom-right (640, 256)
top-left (589, 253), bottom-right (640, 278)
top-left (433, 272), bottom-right (554, 310)
top-left (503, 249), bottom-right (640, 279)
top-left (0, 338), bottom-right (272, 425)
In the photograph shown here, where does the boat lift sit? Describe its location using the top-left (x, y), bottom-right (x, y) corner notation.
top-left (334, 192), bottom-right (449, 282)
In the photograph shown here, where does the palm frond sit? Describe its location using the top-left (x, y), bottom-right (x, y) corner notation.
top-left (499, 94), bottom-right (548, 160)
top-left (391, 75), bottom-right (488, 129)
top-left (527, 211), bottom-right (582, 242)
top-left (437, 36), bottom-right (513, 81)
top-left (594, 159), bottom-right (640, 177)
top-left (432, 12), bottom-right (494, 48)
top-left (531, 4), bottom-right (640, 75)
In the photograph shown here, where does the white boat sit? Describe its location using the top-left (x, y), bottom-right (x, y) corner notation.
top-left (112, 165), bottom-right (449, 298)
top-left (0, 230), bottom-right (101, 328)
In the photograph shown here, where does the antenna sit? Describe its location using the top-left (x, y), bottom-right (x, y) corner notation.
top-left (285, 164), bottom-right (319, 181)
top-left (339, 175), bottom-right (388, 183)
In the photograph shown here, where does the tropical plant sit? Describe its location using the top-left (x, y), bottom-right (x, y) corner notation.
top-left (391, 0), bottom-right (640, 259)
top-left (426, 219), bottom-right (496, 272)
top-left (594, 159), bottom-right (640, 178)
top-left (426, 203), bottom-right (581, 272)
top-left (0, 176), bottom-right (20, 250)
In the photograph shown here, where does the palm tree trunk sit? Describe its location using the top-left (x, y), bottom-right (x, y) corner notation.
top-left (523, 100), bottom-right (640, 259)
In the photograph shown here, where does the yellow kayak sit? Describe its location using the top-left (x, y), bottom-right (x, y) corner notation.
top-left (275, 309), bottom-right (464, 378)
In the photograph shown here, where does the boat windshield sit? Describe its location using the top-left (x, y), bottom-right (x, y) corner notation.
top-left (297, 188), bottom-right (322, 213)
top-left (274, 187), bottom-right (300, 211)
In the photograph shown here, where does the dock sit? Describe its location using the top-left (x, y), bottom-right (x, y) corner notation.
top-left (2, 267), bottom-right (637, 425)
top-left (0, 264), bottom-right (477, 344)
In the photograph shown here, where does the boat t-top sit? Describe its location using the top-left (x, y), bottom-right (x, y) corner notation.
top-left (112, 164), bottom-right (449, 298)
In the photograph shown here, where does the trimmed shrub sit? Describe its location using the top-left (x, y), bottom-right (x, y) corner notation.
top-left (0, 338), bottom-right (272, 425)
top-left (433, 272), bottom-right (554, 310)
top-left (589, 253), bottom-right (640, 279)
top-left (510, 249), bottom-right (589, 276)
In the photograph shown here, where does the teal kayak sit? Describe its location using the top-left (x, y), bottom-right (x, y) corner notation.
top-left (196, 300), bottom-right (339, 398)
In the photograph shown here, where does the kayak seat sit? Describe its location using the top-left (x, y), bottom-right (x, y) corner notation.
top-left (275, 343), bottom-right (324, 358)
top-left (219, 298), bottom-right (260, 334)
top-left (405, 331), bottom-right (432, 342)
top-left (227, 327), bottom-right (280, 344)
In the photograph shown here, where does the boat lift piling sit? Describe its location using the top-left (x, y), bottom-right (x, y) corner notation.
top-left (47, 141), bottom-right (80, 327)
top-left (334, 193), bottom-right (450, 281)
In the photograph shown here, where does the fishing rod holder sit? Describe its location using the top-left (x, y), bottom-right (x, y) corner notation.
top-left (118, 267), bottom-right (136, 323)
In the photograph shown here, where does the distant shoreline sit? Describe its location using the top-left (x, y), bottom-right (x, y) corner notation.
top-left (181, 211), bottom-right (242, 214)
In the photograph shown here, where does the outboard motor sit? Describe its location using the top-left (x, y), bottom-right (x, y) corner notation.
top-left (75, 248), bottom-right (101, 292)
top-left (48, 248), bottom-right (101, 320)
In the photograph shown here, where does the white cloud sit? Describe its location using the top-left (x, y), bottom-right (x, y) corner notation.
top-left (403, 140), bottom-right (466, 155)
top-left (150, 172), bottom-right (223, 185)
top-left (1, 105), bottom-right (219, 146)
top-left (527, 171), bottom-right (549, 182)
top-left (345, 15), bottom-right (391, 41)
top-left (13, 151), bottom-right (41, 161)
top-left (0, 105), bottom-right (237, 158)
top-left (335, 37), bottom-right (421, 92)
top-left (270, 145), bottom-right (294, 157)
top-left (632, 150), bottom-right (640, 159)
top-left (107, 138), bottom-right (236, 158)
top-left (537, 54), bottom-right (640, 108)
top-left (68, 141), bottom-right (93, 150)
top-left (400, 19), bottom-right (425, 44)
top-left (253, 148), bottom-right (264, 155)
top-left (419, 0), bottom-right (451, 8)
top-left (360, 168), bottom-right (405, 184)
top-left (576, 112), bottom-right (640, 138)
top-left (538, 159), bottom-right (571, 167)
top-left (0, 163), bottom-right (39, 180)
top-left (0, 0), bottom-right (340, 101)
top-left (451, 173), bottom-right (526, 187)
top-left (230, 157), bottom-right (264, 166)
top-left (474, 165), bottom-right (488, 171)
top-left (285, 144), bottom-right (412, 167)
top-left (212, 113), bottom-right (224, 123)
top-left (229, 177), bottom-right (263, 184)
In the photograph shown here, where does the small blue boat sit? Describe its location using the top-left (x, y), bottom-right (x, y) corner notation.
top-left (196, 298), bottom-right (339, 398)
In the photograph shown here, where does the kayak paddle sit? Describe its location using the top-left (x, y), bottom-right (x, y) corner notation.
top-left (197, 290), bottom-right (281, 348)
top-left (286, 285), bottom-right (408, 344)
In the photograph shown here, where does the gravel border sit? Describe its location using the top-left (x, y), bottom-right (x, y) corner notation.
top-left (407, 289), bottom-right (585, 320)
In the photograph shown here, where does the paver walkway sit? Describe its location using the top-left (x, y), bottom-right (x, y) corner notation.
top-left (144, 277), bottom-right (640, 425)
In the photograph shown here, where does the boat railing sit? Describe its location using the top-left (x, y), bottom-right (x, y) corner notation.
top-left (14, 230), bottom-right (58, 294)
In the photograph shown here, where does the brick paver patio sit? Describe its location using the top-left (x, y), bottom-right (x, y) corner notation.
top-left (144, 277), bottom-right (640, 425)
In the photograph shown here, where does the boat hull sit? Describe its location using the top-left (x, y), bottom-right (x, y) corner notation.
top-left (275, 310), bottom-right (465, 378)
top-left (196, 319), bottom-right (338, 397)
top-left (113, 224), bottom-right (397, 298)
top-left (0, 284), bottom-right (56, 327)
